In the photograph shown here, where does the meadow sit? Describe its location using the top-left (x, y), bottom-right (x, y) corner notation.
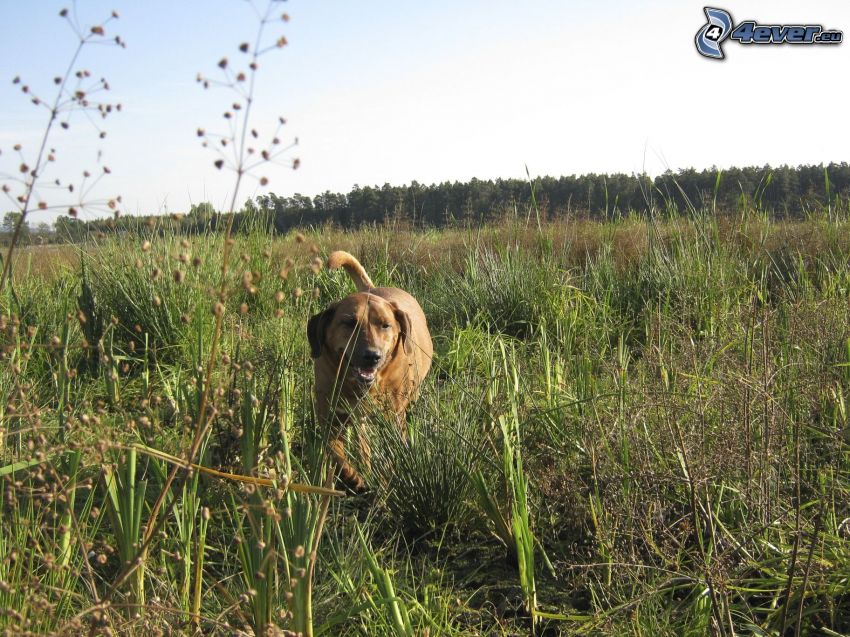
top-left (2, 209), bottom-right (850, 636)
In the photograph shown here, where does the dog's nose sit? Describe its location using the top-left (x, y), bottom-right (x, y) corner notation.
top-left (362, 349), bottom-right (381, 366)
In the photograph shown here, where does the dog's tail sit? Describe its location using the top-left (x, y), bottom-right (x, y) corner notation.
top-left (327, 251), bottom-right (374, 292)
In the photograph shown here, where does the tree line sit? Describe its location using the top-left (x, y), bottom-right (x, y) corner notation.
top-left (6, 162), bottom-right (849, 243)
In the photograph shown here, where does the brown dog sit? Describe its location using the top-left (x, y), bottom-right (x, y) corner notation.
top-left (308, 251), bottom-right (433, 491)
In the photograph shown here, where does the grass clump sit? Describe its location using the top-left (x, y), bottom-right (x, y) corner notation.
top-left (433, 245), bottom-right (574, 338)
top-left (360, 382), bottom-right (484, 535)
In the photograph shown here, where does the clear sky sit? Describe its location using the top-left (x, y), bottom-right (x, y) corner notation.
top-left (2, 1), bottom-right (849, 224)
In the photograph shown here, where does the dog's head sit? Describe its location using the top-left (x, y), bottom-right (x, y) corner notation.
top-left (308, 292), bottom-right (412, 387)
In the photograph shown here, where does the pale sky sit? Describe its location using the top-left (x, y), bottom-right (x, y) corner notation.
top-left (2, 1), bottom-right (849, 224)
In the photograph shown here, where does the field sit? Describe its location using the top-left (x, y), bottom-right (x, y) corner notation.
top-left (1, 211), bottom-right (849, 636)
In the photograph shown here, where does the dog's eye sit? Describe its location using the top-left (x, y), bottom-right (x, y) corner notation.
top-left (342, 319), bottom-right (357, 329)
top-left (381, 323), bottom-right (391, 330)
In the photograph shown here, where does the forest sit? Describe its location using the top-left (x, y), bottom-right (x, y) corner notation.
top-left (31, 161), bottom-right (850, 243)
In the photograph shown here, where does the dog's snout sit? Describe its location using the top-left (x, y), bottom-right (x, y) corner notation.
top-left (362, 349), bottom-right (381, 366)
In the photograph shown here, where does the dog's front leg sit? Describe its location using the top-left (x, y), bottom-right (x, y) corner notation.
top-left (328, 412), bottom-right (367, 493)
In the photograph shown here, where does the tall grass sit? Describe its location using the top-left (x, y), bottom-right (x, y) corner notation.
top-left (3, 206), bottom-right (850, 634)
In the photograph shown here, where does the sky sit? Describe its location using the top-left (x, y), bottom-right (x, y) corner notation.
top-left (1, 0), bottom-right (849, 225)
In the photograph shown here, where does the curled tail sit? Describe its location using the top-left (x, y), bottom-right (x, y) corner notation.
top-left (327, 251), bottom-right (374, 292)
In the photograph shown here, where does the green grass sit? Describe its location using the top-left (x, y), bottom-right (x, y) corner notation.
top-left (1, 211), bottom-right (850, 635)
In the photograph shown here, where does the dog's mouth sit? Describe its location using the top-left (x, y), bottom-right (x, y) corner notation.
top-left (351, 365), bottom-right (378, 385)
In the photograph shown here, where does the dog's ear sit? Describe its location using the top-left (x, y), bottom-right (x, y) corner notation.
top-left (307, 305), bottom-right (335, 358)
top-left (393, 306), bottom-right (414, 355)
